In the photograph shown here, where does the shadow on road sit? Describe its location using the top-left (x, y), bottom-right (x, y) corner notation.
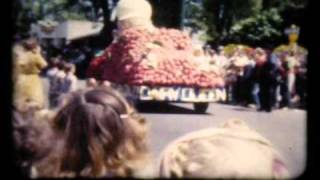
top-left (136, 102), bottom-right (211, 115)
top-left (231, 107), bottom-right (256, 112)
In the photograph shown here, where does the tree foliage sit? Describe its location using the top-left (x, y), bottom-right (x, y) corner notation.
top-left (229, 8), bottom-right (283, 47)
top-left (183, 0), bottom-right (307, 48)
top-left (148, 0), bottom-right (183, 29)
top-left (13, 0), bottom-right (308, 48)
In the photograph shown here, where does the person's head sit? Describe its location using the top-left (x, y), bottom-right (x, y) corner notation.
top-left (86, 78), bottom-right (97, 88)
top-left (22, 38), bottom-right (39, 52)
top-left (115, 0), bottom-right (153, 31)
top-left (254, 48), bottom-right (265, 57)
top-left (51, 87), bottom-right (149, 177)
top-left (13, 109), bottom-right (55, 176)
top-left (50, 58), bottom-right (60, 68)
top-left (208, 49), bottom-right (216, 56)
top-left (64, 63), bottom-right (76, 74)
top-left (159, 119), bottom-right (289, 179)
top-left (247, 49), bottom-right (254, 60)
top-left (57, 61), bottom-right (67, 70)
top-left (204, 45), bottom-right (211, 53)
top-left (101, 81), bottom-right (111, 88)
top-left (218, 46), bottom-right (224, 53)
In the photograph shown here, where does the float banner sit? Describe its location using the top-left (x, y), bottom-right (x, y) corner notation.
top-left (139, 86), bottom-right (226, 102)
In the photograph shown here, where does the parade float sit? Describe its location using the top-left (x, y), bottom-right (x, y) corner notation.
top-left (87, 0), bottom-right (226, 113)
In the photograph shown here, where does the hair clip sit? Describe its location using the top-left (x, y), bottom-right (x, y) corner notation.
top-left (120, 114), bottom-right (129, 119)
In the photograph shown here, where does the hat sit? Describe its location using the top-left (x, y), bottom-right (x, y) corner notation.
top-left (159, 119), bottom-right (289, 178)
top-left (284, 24), bottom-right (300, 35)
top-left (233, 56), bottom-right (249, 67)
top-left (112, 0), bottom-right (152, 21)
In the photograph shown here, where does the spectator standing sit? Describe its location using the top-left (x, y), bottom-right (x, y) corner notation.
top-left (53, 61), bottom-right (67, 107)
top-left (46, 58), bottom-right (60, 108)
top-left (255, 49), bottom-right (274, 112)
top-left (225, 51), bottom-right (239, 104)
top-left (294, 52), bottom-right (307, 108)
top-left (62, 63), bottom-right (78, 93)
top-left (279, 51), bottom-right (299, 109)
top-left (214, 46), bottom-right (228, 69)
top-left (231, 50), bottom-right (250, 105)
top-left (13, 38), bottom-right (48, 111)
top-left (270, 51), bottom-right (283, 109)
top-left (243, 51), bottom-right (257, 108)
top-left (286, 51), bottom-right (299, 101)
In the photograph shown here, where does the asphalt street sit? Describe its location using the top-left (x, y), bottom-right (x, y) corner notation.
top-left (138, 102), bottom-right (306, 178)
top-left (42, 78), bottom-right (307, 178)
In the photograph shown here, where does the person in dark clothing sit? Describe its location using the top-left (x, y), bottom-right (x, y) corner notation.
top-left (270, 52), bottom-right (284, 109)
top-left (295, 66), bottom-right (307, 108)
top-left (256, 49), bottom-right (278, 112)
top-left (250, 51), bottom-right (264, 110)
top-left (250, 49), bottom-right (264, 110)
top-left (241, 60), bottom-right (255, 106)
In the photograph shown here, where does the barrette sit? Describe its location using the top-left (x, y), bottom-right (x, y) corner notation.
top-left (120, 114), bottom-right (129, 119)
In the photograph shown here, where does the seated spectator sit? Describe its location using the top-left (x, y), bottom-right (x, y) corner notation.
top-left (159, 119), bottom-right (289, 179)
top-left (12, 108), bottom-right (55, 178)
top-left (86, 78), bottom-right (98, 88)
top-left (33, 87), bottom-right (152, 178)
top-left (101, 80), bottom-right (112, 88)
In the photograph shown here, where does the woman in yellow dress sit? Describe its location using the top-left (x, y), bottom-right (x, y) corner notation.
top-left (13, 38), bottom-right (48, 111)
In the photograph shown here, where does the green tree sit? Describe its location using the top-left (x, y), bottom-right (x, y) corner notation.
top-left (184, 0), bottom-right (263, 44)
top-left (148, 0), bottom-right (183, 29)
top-left (229, 8), bottom-right (283, 47)
top-left (183, 0), bottom-right (307, 48)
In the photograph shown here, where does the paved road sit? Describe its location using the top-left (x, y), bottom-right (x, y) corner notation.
top-left (42, 78), bottom-right (306, 178)
top-left (138, 102), bottom-right (306, 178)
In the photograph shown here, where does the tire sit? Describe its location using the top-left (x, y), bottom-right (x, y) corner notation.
top-left (193, 103), bottom-right (209, 113)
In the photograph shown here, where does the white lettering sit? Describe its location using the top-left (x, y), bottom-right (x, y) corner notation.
top-left (139, 86), bottom-right (153, 100)
top-left (135, 86), bottom-right (227, 102)
top-left (160, 88), bottom-right (180, 101)
top-left (215, 89), bottom-right (227, 101)
top-left (181, 88), bottom-right (196, 101)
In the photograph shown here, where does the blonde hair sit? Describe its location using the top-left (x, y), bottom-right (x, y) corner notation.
top-left (34, 87), bottom-right (150, 178)
top-left (159, 119), bottom-right (289, 179)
